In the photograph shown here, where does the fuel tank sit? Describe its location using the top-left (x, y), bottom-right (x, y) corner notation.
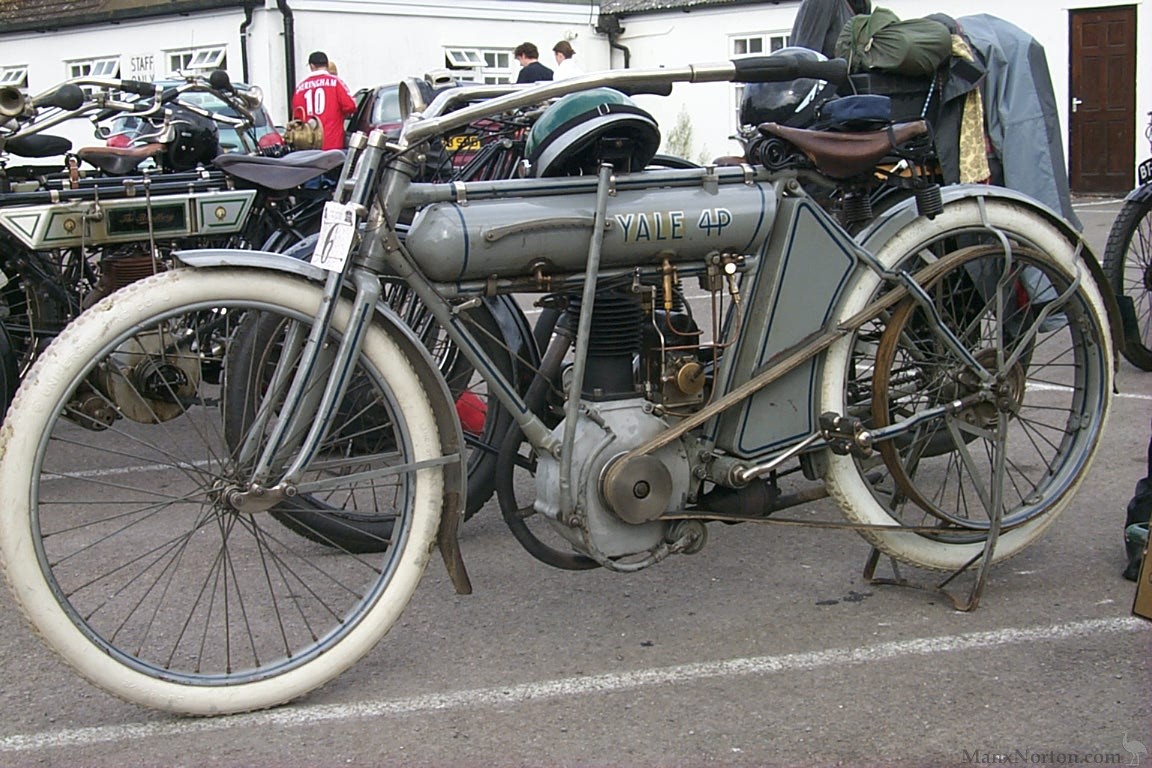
top-left (404, 176), bottom-right (778, 282)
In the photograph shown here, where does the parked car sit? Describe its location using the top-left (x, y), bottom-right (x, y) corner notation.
top-left (347, 71), bottom-right (460, 140)
top-left (348, 73), bottom-right (526, 178)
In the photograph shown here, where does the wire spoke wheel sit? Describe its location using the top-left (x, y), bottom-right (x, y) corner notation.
top-left (820, 199), bottom-right (1113, 570)
top-left (0, 269), bottom-right (444, 714)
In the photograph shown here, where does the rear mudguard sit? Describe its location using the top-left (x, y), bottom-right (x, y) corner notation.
top-left (854, 184), bottom-right (1124, 370)
top-left (175, 247), bottom-right (474, 595)
top-left (1124, 182), bottom-right (1152, 204)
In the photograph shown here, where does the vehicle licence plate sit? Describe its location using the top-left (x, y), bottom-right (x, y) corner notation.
top-left (1138, 158), bottom-right (1152, 185)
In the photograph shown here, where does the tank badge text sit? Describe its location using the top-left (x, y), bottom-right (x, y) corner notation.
top-left (615, 211), bottom-right (685, 242)
top-left (614, 209), bottom-right (733, 242)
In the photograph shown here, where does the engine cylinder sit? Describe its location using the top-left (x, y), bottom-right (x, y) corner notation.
top-left (567, 290), bottom-right (642, 400)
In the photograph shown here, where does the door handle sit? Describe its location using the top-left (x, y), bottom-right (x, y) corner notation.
top-left (1072, 96), bottom-right (1084, 113)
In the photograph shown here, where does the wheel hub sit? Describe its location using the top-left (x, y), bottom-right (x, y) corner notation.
top-left (950, 348), bottom-right (1026, 429)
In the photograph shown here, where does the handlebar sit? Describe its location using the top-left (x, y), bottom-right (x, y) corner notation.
top-left (1, 71), bottom-right (259, 156)
top-left (402, 55), bottom-right (851, 146)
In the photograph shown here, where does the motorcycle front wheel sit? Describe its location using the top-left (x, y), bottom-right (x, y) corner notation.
top-left (0, 268), bottom-right (446, 715)
top-left (1102, 196), bottom-right (1152, 370)
top-left (821, 198), bottom-right (1113, 571)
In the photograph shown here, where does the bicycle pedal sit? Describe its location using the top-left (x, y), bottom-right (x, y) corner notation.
top-left (819, 411), bottom-right (874, 458)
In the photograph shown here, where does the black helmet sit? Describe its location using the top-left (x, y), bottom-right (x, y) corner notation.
top-left (739, 47), bottom-right (837, 128)
top-left (164, 106), bottom-right (220, 171)
top-left (525, 88), bottom-right (661, 177)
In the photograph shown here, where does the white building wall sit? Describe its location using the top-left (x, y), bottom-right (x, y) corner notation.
top-left (612, 0), bottom-right (1151, 173)
top-left (1, 11), bottom-right (244, 150)
top-left (1, 0), bottom-right (1146, 177)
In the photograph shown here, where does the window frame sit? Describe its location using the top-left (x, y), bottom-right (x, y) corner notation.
top-left (0, 66), bottom-right (28, 87)
top-left (166, 45), bottom-right (228, 76)
top-left (66, 56), bottom-right (120, 80)
top-left (444, 46), bottom-right (513, 84)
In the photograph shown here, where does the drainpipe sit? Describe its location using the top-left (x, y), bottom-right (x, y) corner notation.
top-left (238, 0), bottom-right (255, 83)
top-left (277, 0), bottom-right (296, 110)
top-left (595, 14), bottom-right (630, 69)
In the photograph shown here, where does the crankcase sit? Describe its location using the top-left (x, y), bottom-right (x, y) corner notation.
top-left (534, 398), bottom-right (691, 560)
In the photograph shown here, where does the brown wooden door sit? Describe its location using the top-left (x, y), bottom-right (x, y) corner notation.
top-left (1069, 6), bottom-right (1137, 194)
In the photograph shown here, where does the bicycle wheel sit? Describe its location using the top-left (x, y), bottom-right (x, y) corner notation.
top-left (0, 268), bottom-right (446, 714)
top-left (821, 199), bottom-right (1113, 570)
top-left (1102, 197), bottom-right (1152, 370)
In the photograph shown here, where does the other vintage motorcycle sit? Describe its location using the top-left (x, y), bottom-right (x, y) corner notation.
top-left (0, 54), bottom-right (1118, 715)
top-left (1102, 109), bottom-right (1152, 370)
top-left (0, 71), bottom-right (343, 410)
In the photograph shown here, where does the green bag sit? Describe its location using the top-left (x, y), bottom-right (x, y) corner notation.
top-left (835, 7), bottom-right (952, 77)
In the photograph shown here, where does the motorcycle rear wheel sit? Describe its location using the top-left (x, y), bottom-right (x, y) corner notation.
top-left (0, 268), bottom-right (445, 714)
top-left (1101, 196), bottom-right (1152, 370)
top-left (821, 199), bottom-right (1113, 571)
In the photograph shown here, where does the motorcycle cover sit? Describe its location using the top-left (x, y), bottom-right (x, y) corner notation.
top-left (931, 14), bottom-right (1082, 229)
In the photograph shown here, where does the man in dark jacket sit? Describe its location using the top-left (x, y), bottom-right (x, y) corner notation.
top-left (514, 42), bottom-right (554, 84)
top-left (790, 0), bottom-right (871, 58)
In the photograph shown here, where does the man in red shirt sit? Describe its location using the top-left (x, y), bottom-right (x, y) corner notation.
top-left (291, 51), bottom-right (356, 150)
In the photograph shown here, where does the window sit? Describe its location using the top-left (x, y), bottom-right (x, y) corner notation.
top-left (167, 45), bottom-right (227, 75)
top-left (731, 33), bottom-right (789, 57)
top-left (67, 56), bottom-right (120, 79)
top-left (731, 32), bottom-right (789, 131)
top-left (0, 66), bottom-right (27, 88)
top-left (444, 47), bottom-right (513, 84)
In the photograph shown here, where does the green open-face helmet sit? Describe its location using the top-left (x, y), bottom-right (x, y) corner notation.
top-left (525, 87), bottom-right (661, 177)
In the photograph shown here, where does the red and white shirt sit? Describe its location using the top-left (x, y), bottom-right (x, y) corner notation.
top-left (291, 71), bottom-right (357, 151)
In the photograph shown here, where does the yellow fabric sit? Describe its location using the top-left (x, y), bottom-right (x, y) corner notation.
top-left (951, 35), bottom-right (991, 183)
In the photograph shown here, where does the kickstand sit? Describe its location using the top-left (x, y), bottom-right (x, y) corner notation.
top-left (863, 497), bottom-right (1005, 612)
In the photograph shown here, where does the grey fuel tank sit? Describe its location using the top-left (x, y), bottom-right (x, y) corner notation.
top-left (403, 172), bottom-right (778, 283)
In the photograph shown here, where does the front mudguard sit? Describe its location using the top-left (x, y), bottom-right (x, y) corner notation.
top-left (854, 184), bottom-right (1125, 371)
top-left (175, 247), bottom-right (473, 595)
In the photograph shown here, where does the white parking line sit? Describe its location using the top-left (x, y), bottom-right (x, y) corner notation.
top-left (0, 616), bottom-right (1144, 753)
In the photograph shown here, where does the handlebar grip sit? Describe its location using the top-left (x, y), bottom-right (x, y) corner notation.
top-left (118, 80), bottom-right (157, 97)
top-left (30, 83), bottom-right (86, 111)
top-left (615, 83), bottom-right (674, 98)
top-left (732, 56), bottom-right (849, 86)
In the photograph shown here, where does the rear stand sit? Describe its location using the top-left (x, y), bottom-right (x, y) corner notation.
top-left (862, 501), bottom-right (1004, 612)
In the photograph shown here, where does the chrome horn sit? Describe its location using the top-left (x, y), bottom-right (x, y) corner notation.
top-left (0, 85), bottom-right (26, 118)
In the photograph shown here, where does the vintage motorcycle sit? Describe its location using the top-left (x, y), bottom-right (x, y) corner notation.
top-left (0, 55), bottom-right (1117, 715)
top-left (1102, 109), bottom-right (1152, 370)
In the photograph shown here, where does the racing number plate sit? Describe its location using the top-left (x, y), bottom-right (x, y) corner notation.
top-left (1138, 158), bottom-right (1152, 186)
top-left (311, 202), bottom-right (357, 273)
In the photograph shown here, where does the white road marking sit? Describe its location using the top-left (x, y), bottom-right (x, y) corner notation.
top-left (0, 615), bottom-right (1145, 753)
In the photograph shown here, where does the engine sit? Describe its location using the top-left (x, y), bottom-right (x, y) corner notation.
top-left (532, 285), bottom-right (717, 566)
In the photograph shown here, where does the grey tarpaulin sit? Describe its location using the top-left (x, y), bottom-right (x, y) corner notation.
top-left (950, 14), bottom-right (1081, 229)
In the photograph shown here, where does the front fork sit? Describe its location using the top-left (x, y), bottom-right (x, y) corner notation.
top-left (228, 133), bottom-right (385, 510)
